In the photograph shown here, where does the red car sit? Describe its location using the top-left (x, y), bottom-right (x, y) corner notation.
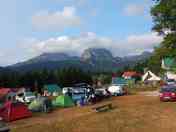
top-left (160, 85), bottom-right (176, 101)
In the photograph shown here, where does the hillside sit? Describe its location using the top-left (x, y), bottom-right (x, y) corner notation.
top-left (8, 48), bottom-right (152, 72)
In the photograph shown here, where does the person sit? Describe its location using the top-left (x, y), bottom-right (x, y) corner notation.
top-left (67, 88), bottom-right (72, 98)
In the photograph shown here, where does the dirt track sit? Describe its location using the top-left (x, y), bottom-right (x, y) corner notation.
top-left (11, 93), bottom-right (176, 132)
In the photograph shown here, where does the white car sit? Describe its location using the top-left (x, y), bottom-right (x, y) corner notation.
top-left (108, 85), bottom-right (124, 96)
top-left (16, 92), bottom-right (36, 103)
top-left (62, 87), bottom-right (73, 95)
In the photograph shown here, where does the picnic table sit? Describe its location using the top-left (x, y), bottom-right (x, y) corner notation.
top-left (92, 103), bottom-right (112, 112)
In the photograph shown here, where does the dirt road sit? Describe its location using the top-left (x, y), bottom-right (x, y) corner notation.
top-left (11, 93), bottom-right (176, 132)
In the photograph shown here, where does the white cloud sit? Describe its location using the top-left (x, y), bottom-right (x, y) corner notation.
top-left (123, 4), bottom-right (145, 16)
top-left (0, 32), bottom-right (162, 66)
top-left (32, 6), bottom-right (81, 31)
top-left (21, 32), bottom-right (162, 59)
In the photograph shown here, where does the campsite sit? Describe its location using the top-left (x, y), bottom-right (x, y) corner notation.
top-left (0, 0), bottom-right (176, 132)
top-left (0, 67), bottom-right (175, 132)
top-left (9, 92), bottom-right (176, 132)
top-left (0, 56), bottom-right (175, 132)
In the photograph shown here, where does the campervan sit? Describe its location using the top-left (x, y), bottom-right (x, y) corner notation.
top-left (108, 84), bottom-right (125, 96)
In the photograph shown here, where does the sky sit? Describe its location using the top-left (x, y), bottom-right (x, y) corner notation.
top-left (0, 0), bottom-right (163, 66)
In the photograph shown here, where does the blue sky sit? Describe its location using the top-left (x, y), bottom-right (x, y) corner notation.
top-left (0, 0), bottom-right (162, 66)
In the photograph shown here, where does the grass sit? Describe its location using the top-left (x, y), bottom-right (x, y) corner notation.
top-left (126, 83), bottom-right (160, 95)
top-left (11, 93), bottom-right (176, 132)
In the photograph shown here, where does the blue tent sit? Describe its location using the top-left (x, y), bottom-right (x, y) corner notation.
top-left (112, 77), bottom-right (127, 85)
top-left (112, 77), bottom-right (135, 86)
top-left (44, 84), bottom-right (62, 95)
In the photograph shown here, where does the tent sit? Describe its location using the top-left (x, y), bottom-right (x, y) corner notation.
top-left (112, 77), bottom-right (128, 86)
top-left (142, 71), bottom-right (161, 82)
top-left (0, 88), bottom-right (11, 105)
top-left (0, 101), bottom-right (32, 122)
top-left (52, 95), bottom-right (75, 107)
top-left (28, 97), bottom-right (52, 113)
top-left (44, 84), bottom-right (62, 96)
top-left (162, 57), bottom-right (176, 70)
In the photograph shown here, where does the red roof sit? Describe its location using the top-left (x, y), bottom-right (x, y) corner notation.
top-left (122, 71), bottom-right (141, 77)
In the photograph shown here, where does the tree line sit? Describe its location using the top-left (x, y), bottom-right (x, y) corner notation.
top-left (0, 68), bottom-right (92, 91)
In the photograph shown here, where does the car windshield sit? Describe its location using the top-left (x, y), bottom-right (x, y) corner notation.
top-left (161, 88), bottom-right (176, 92)
top-left (167, 79), bottom-right (175, 82)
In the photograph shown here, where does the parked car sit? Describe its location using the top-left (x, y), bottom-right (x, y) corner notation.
top-left (0, 117), bottom-right (10, 132)
top-left (71, 88), bottom-right (86, 103)
top-left (16, 91), bottom-right (36, 103)
top-left (108, 85), bottom-right (125, 96)
top-left (62, 87), bottom-right (73, 95)
top-left (95, 88), bottom-right (111, 98)
top-left (74, 83), bottom-right (91, 88)
top-left (160, 85), bottom-right (176, 101)
top-left (166, 79), bottom-right (176, 85)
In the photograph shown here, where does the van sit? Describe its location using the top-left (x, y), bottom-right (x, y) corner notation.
top-left (16, 92), bottom-right (36, 103)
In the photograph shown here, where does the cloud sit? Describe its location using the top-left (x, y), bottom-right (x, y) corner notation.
top-left (32, 6), bottom-right (81, 31)
top-left (123, 4), bottom-right (145, 16)
top-left (21, 32), bottom-right (162, 58)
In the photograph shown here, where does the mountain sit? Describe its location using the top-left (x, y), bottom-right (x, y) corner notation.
top-left (8, 48), bottom-right (152, 72)
top-left (81, 48), bottom-right (114, 62)
top-left (122, 51), bottom-right (152, 66)
top-left (81, 48), bottom-right (125, 72)
top-left (13, 53), bottom-right (80, 67)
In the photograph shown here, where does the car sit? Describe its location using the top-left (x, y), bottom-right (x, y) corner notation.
top-left (166, 79), bottom-right (176, 85)
top-left (62, 87), bottom-right (73, 95)
top-left (74, 83), bottom-right (91, 88)
top-left (108, 85), bottom-right (125, 96)
top-left (0, 117), bottom-right (10, 132)
top-left (160, 85), bottom-right (176, 101)
top-left (95, 88), bottom-right (111, 98)
top-left (16, 91), bottom-right (36, 103)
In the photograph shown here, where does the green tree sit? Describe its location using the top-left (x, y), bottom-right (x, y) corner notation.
top-left (149, 0), bottom-right (176, 73)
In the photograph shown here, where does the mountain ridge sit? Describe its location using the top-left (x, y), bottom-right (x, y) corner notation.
top-left (8, 48), bottom-right (152, 72)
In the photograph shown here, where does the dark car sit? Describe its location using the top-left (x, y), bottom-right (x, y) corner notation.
top-left (74, 83), bottom-right (91, 88)
top-left (166, 79), bottom-right (176, 85)
top-left (160, 85), bottom-right (176, 101)
top-left (0, 118), bottom-right (10, 132)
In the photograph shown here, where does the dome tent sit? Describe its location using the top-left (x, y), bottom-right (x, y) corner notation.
top-left (0, 101), bottom-right (32, 122)
top-left (52, 95), bottom-right (75, 107)
top-left (28, 97), bottom-right (52, 113)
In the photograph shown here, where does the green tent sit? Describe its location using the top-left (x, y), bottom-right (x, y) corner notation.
top-left (28, 97), bottom-right (52, 113)
top-left (52, 95), bottom-right (75, 107)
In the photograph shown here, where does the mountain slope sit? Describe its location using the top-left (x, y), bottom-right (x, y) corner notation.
top-left (8, 48), bottom-right (152, 72)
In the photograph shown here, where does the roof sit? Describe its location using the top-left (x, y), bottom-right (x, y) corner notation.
top-left (44, 84), bottom-right (61, 93)
top-left (122, 71), bottom-right (141, 77)
top-left (142, 71), bottom-right (161, 81)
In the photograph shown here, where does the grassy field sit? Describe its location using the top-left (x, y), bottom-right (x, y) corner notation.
top-left (10, 91), bottom-right (176, 132)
